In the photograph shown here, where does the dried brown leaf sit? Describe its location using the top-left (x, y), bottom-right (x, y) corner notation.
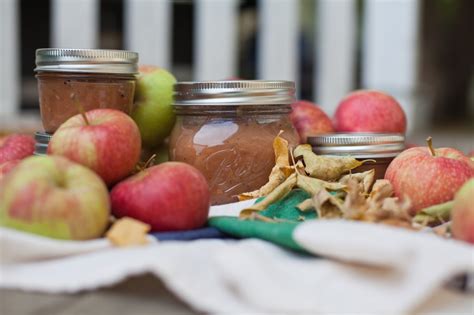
top-left (296, 198), bottom-right (314, 212)
top-left (339, 169), bottom-right (375, 195)
top-left (293, 145), bottom-right (365, 181)
top-left (106, 217), bottom-right (151, 247)
top-left (239, 133), bottom-right (291, 200)
top-left (296, 174), bottom-right (346, 195)
top-left (313, 189), bottom-right (344, 218)
top-left (239, 173), bottom-right (297, 218)
top-left (342, 179), bottom-right (369, 220)
top-left (367, 179), bottom-right (394, 204)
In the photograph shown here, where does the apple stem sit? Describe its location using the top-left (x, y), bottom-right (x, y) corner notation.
top-left (426, 136), bottom-right (436, 157)
top-left (74, 97), bottom-right (90, 126)
top-left (144, 154), bottom-right (157, 169)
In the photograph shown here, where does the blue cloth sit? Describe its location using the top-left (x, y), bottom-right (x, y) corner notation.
top-left (150, 226), bottom-right (231, 241)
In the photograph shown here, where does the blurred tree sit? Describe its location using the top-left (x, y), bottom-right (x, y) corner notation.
top-left (420, 0), bottom-right (474, 123)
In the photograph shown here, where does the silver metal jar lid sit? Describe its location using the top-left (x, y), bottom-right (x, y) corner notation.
top-left (34, 48), bottom-right (139, 74)
top-left (174, 80), bottom-right (295, 106)
top-left (308, 133), bottom-right (405, 158)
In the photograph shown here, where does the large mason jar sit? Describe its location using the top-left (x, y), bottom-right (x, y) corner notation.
top-left (169, 81), bottom-right (298, 205)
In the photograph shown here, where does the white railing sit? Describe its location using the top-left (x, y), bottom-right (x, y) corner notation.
top-left (0, 0), bottom-right (420, 131)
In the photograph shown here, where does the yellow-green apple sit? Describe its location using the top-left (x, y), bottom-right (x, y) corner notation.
top-left (0, 159), bottom-right (21, 182)
top-left (0, 134), bottom-right (35, 163)
top-left (334, 90), bottom-right (407, 133)
top-left (132, 65), bottom-right (177, 149)
top-left (111, 162), bottom-right (210, 231)
top-left (0, 155), bottom-right (110, 240)
top-left (48, 108), bottom-right (141, 186)
top-left (385, 138), bottom-right (474, 214)
top-left (290, 100), bottom-right (334, 143)
top-left (451, 179), bottom-right (474, 244)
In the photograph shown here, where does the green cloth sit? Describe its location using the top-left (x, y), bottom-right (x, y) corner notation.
top-left (208, 190), bottom-right (316, 252)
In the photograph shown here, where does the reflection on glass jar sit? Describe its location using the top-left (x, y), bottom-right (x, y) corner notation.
top-left (170, 81), bottom-right (298, 205)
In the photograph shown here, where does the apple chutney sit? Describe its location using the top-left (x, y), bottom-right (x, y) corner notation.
top-left (169, 81), bottom-right (298, 205)
top-left (35, 48), bottom-right (138, 133)
top-left (308, 133), bottom-right (406, 179)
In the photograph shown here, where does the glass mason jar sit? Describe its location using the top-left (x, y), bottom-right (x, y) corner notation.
top-left (169, 81), bottom-right (299, 205)
top-left (35, 48), bottom-right (138, 133)
top-left (308, 133), bottom-right (406, 179)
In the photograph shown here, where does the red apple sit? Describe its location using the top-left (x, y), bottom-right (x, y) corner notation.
top-left (334, 90), bottom-right (407, 133)
top-left (48, 109), bottom-right (141, 185)
top-left (290, 100), bottom-right (334, 143)
top-left (0, 159), bottom-right (21, 182)
top-left (451, 179), bottom-right (474, 244)
top-left (385, 138), bottom-right (474, 214)
top-left (0, 134), bottom-right (35, 164)
top-left (111, 162), bottom-right (210, 231)
top-left (0, 155), bottom-right (110, 240)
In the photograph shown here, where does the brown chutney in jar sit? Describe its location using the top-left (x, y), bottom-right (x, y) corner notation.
top-left (308, 133), bottom-right (406, 179)
top-left (35, 49), bottom-right (138, 133)
top-left (169, 81), bottom-right (298, 205)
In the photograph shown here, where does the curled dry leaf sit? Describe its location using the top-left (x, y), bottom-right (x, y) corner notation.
top-left (342, 178), bottom-right (413, 227)
top-left (293, 145), bottom-right (366, 181)
top-left (296, 198), bottom-right (314, 212)
top-left (367, 179), bottom-right (393, 204)
top-left (238, 132), bottom-right (291, 201)
top-left (313, 189), bottom-right (344, 218)
top-left (281, 160), bottom-right (306, 177)
top-left (239, 173), bottom-right (297, 218)
top-left (412, 200), bottom-right (453, 227)
top-left (106, 217), bottom-right (151, 247)
top-left (296, 174), bottom-right (346, 194)
top-left (339, 169), bottom-right (375, 195)
top-left (342, 179), bottom-right (368, 220)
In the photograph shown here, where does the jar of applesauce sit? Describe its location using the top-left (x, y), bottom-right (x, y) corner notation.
top-left (170, 81), bottom-right (298, 205)
top-left (35, 48), bottom-right (138, 133)
top-left (308, 133), bottom-right (406, 179)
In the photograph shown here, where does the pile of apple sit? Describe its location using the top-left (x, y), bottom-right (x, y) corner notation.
top-left (0, 66), bottom-right (210, 241)
top-left (1, 81), bottom-right (473, 245)
top-left (291, 90), bottom-right (474, 244)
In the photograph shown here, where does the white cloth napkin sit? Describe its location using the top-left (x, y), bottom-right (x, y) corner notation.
top-left (1, 204), bottom-right (474, 314)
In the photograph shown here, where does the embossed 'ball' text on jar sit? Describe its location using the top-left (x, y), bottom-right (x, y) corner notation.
top-left (169, 81), bottom-right (299, 205)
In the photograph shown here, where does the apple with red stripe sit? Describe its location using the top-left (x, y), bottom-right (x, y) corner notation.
top-left (385, 137), bottom-right (474, 214)
top-left (48, 109), bottom-right (141, 186)
top-left (0, 155), bottom-right (110, 240)
top-left (0, 134), bottom-right (35, 164)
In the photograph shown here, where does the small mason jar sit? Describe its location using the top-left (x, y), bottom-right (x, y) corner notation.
top-left (35, 48), bottom-right (138, 133)
top-left (308, 133), bottom-right (406, 179)
top-left (169, 81), bottom-right (299, 205)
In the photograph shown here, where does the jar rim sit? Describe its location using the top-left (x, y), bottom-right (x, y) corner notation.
top-left (34, 48), bottom-right (139, 74)
top-left (174, 80), bottom-right (295, 106)
top-left (309, 132), bottom-right (406, 158)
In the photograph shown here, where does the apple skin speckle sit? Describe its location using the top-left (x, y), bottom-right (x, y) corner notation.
top-left (385, 146), bottom-right (474, 215)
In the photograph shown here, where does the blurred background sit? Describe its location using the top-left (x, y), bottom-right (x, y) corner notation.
top-left (0, 0), bottom-right (473, 150)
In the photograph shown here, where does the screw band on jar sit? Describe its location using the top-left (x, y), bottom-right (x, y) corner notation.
top-left (174, 80), bottom-right (295, 106)
top-left (35, 48), bottom-right (139, 74)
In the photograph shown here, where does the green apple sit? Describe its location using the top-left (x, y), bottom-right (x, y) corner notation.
top-left (132, 65), bottom-right (177, 149)
top-left (451, 178), bottom-right (474, 244)
top-left (0, 155), bottom-right (110, 240)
